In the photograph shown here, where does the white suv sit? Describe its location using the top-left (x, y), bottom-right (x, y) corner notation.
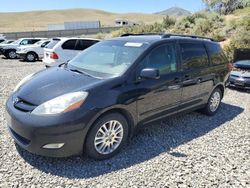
top-left (43, 37), bottom-right (100, 67)
top-left (16, 40), bottom-right (50, 62)
top-left (0, 38), bottom-right (46, 59)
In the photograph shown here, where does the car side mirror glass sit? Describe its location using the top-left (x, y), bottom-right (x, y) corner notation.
top-left (140, 68), bottom-right (160, 80)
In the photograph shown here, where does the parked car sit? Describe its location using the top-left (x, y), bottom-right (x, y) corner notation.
top-left (229, 48), bottom-right (250, 89)
top-left (0, 38), bottom-right (46, 59)
top-left (0, 34), bottom-right (6, 43)
top-left (43, 37), bottom-right (100, 67)
top-left (6, 33), bottom-right (231, 160)
top-left (16, 40), bottom-right (51, 62)
top-left (0, 40), bottom-right (15, 55)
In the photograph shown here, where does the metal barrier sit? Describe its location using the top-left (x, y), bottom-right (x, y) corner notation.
top-left (3, 26), bottom-right (123, 39)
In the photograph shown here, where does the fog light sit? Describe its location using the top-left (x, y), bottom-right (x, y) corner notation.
top-left (42, 143), bottom-right (64, 149)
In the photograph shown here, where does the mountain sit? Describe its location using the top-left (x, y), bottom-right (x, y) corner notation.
top-left (0, 9), bottom-right (164, 32)
top-left (155, 7), bottom-right (192, 16)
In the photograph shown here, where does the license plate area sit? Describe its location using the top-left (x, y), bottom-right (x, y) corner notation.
top-left (235, 79), bottom-right (245, 86)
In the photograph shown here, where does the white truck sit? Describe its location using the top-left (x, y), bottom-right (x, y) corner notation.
top-left (0, 38), bottom-right (46, 59)
top-left (16, 40), bottom-right (50, 62)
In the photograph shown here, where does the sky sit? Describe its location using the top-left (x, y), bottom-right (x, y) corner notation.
top-left (0, 0), bottom-right (205, 13)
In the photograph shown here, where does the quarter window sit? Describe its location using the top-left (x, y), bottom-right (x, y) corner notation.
top-left (180, 43), bottom-right (209, 69)
top-left (139, 44), bottom-right (177, 75)
top-left (206, 43), bottom-right (227, 65)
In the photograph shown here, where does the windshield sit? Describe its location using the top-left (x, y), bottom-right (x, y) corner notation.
top-left (46, 39), bottom-right (60, 49)
top-left (68, 40), bottom-right (148, 79)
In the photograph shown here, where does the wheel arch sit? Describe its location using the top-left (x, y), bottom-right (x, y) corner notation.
top-left (214, 83), bottom-right (225, 98)
top-left (27, 51), bottom-right (39, 60)
top-left (83, 107), bottom-right (136, 147)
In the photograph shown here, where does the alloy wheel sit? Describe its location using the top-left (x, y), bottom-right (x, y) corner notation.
top-left (94, 120), bottom-right (124, 155)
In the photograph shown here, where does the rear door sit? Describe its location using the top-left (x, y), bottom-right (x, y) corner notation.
top-left (60, 39), bottom-right (78, 62)
top-left (179, 42), bottom-right (214, 110)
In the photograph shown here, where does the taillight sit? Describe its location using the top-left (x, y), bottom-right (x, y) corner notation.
top-left (50, 52), bottom-right (59, 59)
top-left (227, 63), bottom-right (233, 72)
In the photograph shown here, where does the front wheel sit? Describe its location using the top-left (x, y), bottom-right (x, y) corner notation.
top-left (85, 113), bottom-right (129, 160)
top-left (201, 88), bottom-right (222, 116)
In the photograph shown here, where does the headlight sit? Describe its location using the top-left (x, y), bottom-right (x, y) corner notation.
top-left (13, 73), bottom-right (34, 92)
top-left (32, 91), bottom-right (88, 115)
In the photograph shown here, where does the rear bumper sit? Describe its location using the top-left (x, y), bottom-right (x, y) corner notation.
top-left (43, 59), bottom-right (64, 67)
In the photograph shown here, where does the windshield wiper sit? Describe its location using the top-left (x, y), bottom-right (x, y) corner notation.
top-left (70, 69), bottom-right (84, 74)
top-left (69, 68), bottom-right (93, 78)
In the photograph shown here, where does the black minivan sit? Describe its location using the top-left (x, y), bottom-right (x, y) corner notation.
top-left (6, 34), bottom-right (231, 160)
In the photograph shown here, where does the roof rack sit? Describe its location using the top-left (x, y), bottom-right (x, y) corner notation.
top-left (120, 33), bottom-right (164, 37)
top-left (162, 33), bottom-right (215, 41)
top-left (120, 33), bottom-right (215, 41)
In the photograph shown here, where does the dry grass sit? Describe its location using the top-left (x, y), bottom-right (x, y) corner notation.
top-left (0, 8), bottom-right (164, 32)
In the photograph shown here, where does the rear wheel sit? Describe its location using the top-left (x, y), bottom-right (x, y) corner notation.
top-left (6, 50), bottom-right (17, 59)
top-left (85, 113), bottom-right (129, 160)
top-left (201, 88), bottom-right (222, 116)
top-left (26, 52), bottom-right (37, 62)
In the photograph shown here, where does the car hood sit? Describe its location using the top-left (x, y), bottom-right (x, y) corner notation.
top-left (1, 44), bottom-right (18, 49)
top-left (234, 60), bottom-right (250, 69)
top-left (16, 67), bottom-right (105, 105)
top-left (231, 70), bottom-right (250, 77)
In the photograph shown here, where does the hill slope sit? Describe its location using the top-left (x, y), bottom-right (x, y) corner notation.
top-left (155, 7), bottom-right (191, 16)
top-left (0, 9), bottom-right (164, 32)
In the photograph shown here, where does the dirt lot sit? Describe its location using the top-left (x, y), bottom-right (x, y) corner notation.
top-left (0, 58), bottom-right (249, 187)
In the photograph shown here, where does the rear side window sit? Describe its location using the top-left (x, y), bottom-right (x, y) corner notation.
top-left (46, 39), bottom-right (61, 49)
top-left (75, 40), bottom-right (99, 51)
top-left (206, 43), bottom-right (228, 65)
top-left (30, 39), bottom-right (40, 44)
top-left (62, 39), bottom-right (77, 50)
top-left (180, 43), bottom-right (209, 70)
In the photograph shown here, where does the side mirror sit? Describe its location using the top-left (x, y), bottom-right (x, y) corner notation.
top-left (140, 68), bottom-right (160, 80)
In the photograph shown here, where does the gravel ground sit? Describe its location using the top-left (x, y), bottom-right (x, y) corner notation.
top-left (0, 57), bottom-right (249, 188)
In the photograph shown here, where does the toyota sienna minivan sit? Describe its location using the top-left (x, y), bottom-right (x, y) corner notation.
top-left (6, 34), bottom-right (231, 160)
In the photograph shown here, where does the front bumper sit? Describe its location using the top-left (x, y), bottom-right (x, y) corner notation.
top-left (229, 75), bottom-right (250, 89)
top-left (5, 96), bottom-right (98, 158)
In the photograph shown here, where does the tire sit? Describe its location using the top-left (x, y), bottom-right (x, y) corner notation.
top-left (201, 88), bottom-right (222, 116)
top-left (6, 50), bottom-right (17, 59)
top-left (25, 52), bottom-right (37, 62)
top-left (85, 113), bottom-right (129, 160)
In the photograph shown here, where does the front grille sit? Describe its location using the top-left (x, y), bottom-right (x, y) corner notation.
top-left (13, 98), bottom-right (37, 112)
top-left (9, 127), bottom-right (31, 146)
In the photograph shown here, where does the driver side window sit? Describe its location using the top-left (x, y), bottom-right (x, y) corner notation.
top-left (20, 40), bottom-right (28, 45)
top-left (138, 43), bottom-right (177, 76)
